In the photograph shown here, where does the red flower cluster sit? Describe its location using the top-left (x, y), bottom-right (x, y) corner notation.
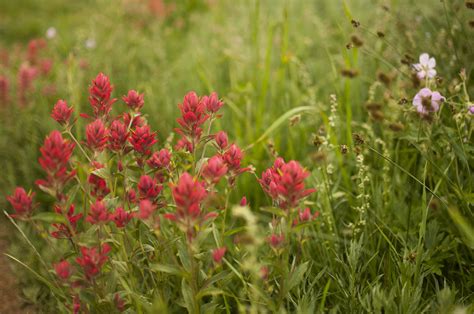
top-left (202, 155), bottom-right (228, 184)
top-left (36, 130), bottom-right (75, 195)
top-left (138, 175), bottom-right (163, 200)
top-left (54, 260), bottom-right (72, 280)
top-left (123, 90), bottom-right (144, 111)
top-left (51, 100), bottom-right (73, 125)
top-left (76, 243), bottom-right (111, 279)
top-left (86, 119), bottom-right (108, 151)
top-left (108, 120), bottom-right (129, 152)
top-left (86, 200), bottom-right (109, 224)
top-left (6, 187), bottom-right (35, 218)
top-left (51, 204), bottom-right (82, 239)
top-left (259, 158), bottom-right (315, 210)
top-left (129, 125), bottom-right (157, 156)
top-left (88, 73), bottom-right (116, 118)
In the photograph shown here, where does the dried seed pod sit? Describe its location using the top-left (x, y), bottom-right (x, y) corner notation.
top-left (350, 35), bottom-right (363, 47)
top-left (351, 19), bottom-right (360, 28)
top-left (388, 122), bottom-right (404, 132)
top-left (341, 68), bottom-right (359, 78)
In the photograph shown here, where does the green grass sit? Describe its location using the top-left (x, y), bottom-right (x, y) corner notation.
top-left (0, 0), bottom-right (473, 312)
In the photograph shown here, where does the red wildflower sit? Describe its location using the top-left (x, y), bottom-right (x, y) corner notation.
top-left (123, 90), bottom-right (144, 111)
top-left (212, 247), bottom-right (226, 264)
top-left (88, 173), bottom-right (110, 200)
top-left (7, 187), bottom-right (35, 218)
top-left (175, 136), bottom-right (194, 153)
top-left (221, 144), bottom-right (249, 176)
top-left (129, 125), bottom-right (157, 155)
top-left (240, 196), bottom-right (247, 206)
top-left (86, 119), bottom-right (108, 151)
top-left (147, 149), bottom-right (171, 169)
top-left (259, 158), bottom-right (315, 210)
top-left (88, 73), bottom-right (116, 118)
top-left (298, 207), bottom-right (319, 223)
top-left (267, 233), bottom-right (285, 248)
top-left (51, 204), bottom-right (82, 239)
top-left (54, 260), bottom-right (72, 280)
top-left (175, 91), bottom-right (209, 151)
top-left (114, 293), bottom-right (126, 312)
top-left (76, 243), bottom-right (111, 279)
top-left (138, 199), bottom-right (157, 220)
top-left (215, 131), bottom-right (228, 150)
top-left (17, 63), bottom-right (38, 106)
top-left (123, 112), bottom-right (144, 129)
top-left (27, 39), bottom-right (46, 64)
top-left (0, 75), bottom-right (9, 104)
top-left (110, 207), bottom-right (133, 228)
top-left (202, 92), bottom-right (223, 113)
top-left (202, 156), bottom-right (228, 184)
top-left (40, 59), bottom-right (53, 75)
top-left (138, 175), bottom-right (162, 200)
top-left (51, 99), bottom-right (73, 125)
top-left (108, 120), bottom-right (129, 151)
top-left (73, 296), bottom-right (81, 314)
top-left (127, 189), bottom-right (137, 204)
top-left (86, 200), bottom-right (109, 224)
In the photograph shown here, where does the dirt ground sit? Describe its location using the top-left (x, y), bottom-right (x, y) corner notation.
top-left (0, 217), bottom-right (35, 314)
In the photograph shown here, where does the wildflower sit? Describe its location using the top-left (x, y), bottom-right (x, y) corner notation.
top-left (40, 59), bottom-right (53, 75)
top-left (212, 247), bottom-right (226, 264)
top-left (27, 39), bottom-right (46, 64)
top-left (138, 199), bottom-right (157, 219)
top-left (88, 173), bottom-right (110, 200)
top-left (412, 88), bottom-right (445, 114)
top-left (51, 100), bottom-right (73, 125)
top-left (267, 233), bottom-right (285, 248)
top-left (73, 296), bottom-right (81, 314)
top-left (175, 136), bottom-right (194, 152)
top-left (413, 53), bottom-right (436, 80)
top-left (147, 149), bottom-right (171, 169)
top-left (86, 200), bottom-right (109, 224)
top-left (54, 260), bottom-right (72, 280)
top-left (108, 120), bottom-right (129, 151)
top-left (240, 196), bottom-right (247, 206)
top-left (114, 294), bottom-right (126, 312)
top-left (89, 73), bottom-right (116, 117)
top-left (0, 75), bottom-right (9, 104)
top-left (46, 27), bottom-right (57, 39)
top-left (76, 243), bottom-right (110, 279)
top-left (86, 119), bottom-right (108, 151)
top-left (259, 158), bottom-right (315, 210)
top-left (138, 175), bottom-right (162, 200)
top-left (7, 187), bottom-right (35, 218)
top-left (468, 106), bottom-right (474, 115)
top-left (221, 144), bottom-right (249, 174)
top-left (127, 189), bottom-right (137, 204)
top-left (297, 207), bottom-right (319, 224)
top-left (123, 112), bottom-right (144, 129)
top-left (202, 156), bottom-right (228, 184)
top-left (36, 131), bottom-right (75, 192)
top-left (202, 92), bottom-right (223, 113)
top-left (175, 91), bottom-right (209, 150)
top-left (129, 125), bottom-right (157, 156)
top-left (214, 131), bottom-right (228, 150)
top-left (123, 90), bottom-right (144, 111)
top-left (260, 266), bottom-right (269, 280)
top-left (51, 204), bottom-right (82, 238)
top-left (110, 207), bottom-right (133, 228)
top-left (85, 38), bottom-right (96, 50)
top-left (17, 63), bottom-right (38, 106)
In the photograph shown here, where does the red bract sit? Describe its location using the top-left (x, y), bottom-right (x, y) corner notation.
top-left (86, 119), bottom-right (108, 151)
top-left (202, 156), bottom-right (228, 184)
top-left (89, 73), bottom-right (116, 118)
top-left (36, 130), bottom-right (75, 192)
top-left (114, 293), bottom-right (126, 312)
top-left (298, 207), bottom-right (319, 223)
top-left (202, 92), bottom-right (223, 113)
top-left (212, 247), bottom-right (226, 264)
top-left (268, 233), bottom-right (285, 248)
top-left (86, 200), bottom-right (109, 224)
top-left (0, 75), bottom-right (9, 104)
top-left (17, 63), bottom-right (38, 106)
top-left (215, 131), bottom-right (228, 150)
top-left (108, 120), bottom-right (129, 152)
top-left (76, 243), bottom-right (110, 279)
top-left (40, 59), bottom-right (53, 75)
top-left (240, 196), bottom-right (247, 206)
top-left (88, 173), bottom-right (110, 200)
top-left (259, 158), bottom-right (315, 210)
top-left (147, 149), bottom-right (171, 169)
top-left (27, 38), bottom-right (46, 64)
top-left (138, 199), bottom-right (157, 220)
top-left (175, 91), bottom-right (209, 151)
top-left (221, 144), bottom-right (249, 176)
top-left (123, 90), bottom-right (144, 111)
top-left (123, 112), bottom-right (144, 129)
top-left (127, 189), bottom-right (137, 204)
top-left (7, 187), bottom-right (35, 218)
top-left (51, 99), bottom-right (73, 125)
top-left (129, 125), bottom-right (157, 155)
top-left (138, 175), bottom-right (162, 200)
top-left (51, 204), bottom-right (82, 239)
top-left (111, 207), bottom-right (133, 228)
top-left (175, 136), bottom-right (194, 152)
top-left (54, 260), bottom-right (72, 280)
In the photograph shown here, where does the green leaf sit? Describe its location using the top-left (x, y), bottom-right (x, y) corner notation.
top-left (287, 262), bottom-right (310, 292)
top-left (151, 264), bottom-right (183, 276)
top-left (30, 212), bottom-right (66, 224)
top-left (181, 279), bottom-right (195, 313)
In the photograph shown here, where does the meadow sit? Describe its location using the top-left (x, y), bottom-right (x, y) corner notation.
top-left (0, 0), bottom-right (473, 313)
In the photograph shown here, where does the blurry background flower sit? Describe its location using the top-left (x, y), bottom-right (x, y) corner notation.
top-left (45, 27), bottom-right (57, 39)
top-left (85, 38), bottom-right (96, 49)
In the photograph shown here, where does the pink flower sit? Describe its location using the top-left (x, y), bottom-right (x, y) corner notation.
top-left (123, 90), bottom-right (144, 111)
top-left (127, 189), bottom-right (137, 204)
top-left (76, 243), bottom-right (111, 279)
top-left (51, 100), bottom-right (73, 125)
top-left (267, 233), bottom-right (285, 248)
top-left (54, 260), bottom-right (72, 280)
top-left (88, 173), bottom-right (110, 200)
top-left (110, 207), bottom-right (133, 228)
top-left (129, 125), bottom-right (157, 156)
top-left (412, 88), bottom-right (445, 114)
top-left (7, 187), bottom-right (35, 218)
top-left (86, 119), bottom-right (108, 151)
top-left (212, 247), bottom-right (226, 264)
top-left (86, 200), bottom-right (109, 224)
top-left (215, 131), bottom-right (228, 150)
top-left (89, 73), bottom-right (116, 118)
top-left (202, 92), bottom-right (223, 113)
top-left (202, 156), bottom-right (228, 184)
top-left (138, 199), bottom-right (157, 219)
top-left (240, 196), bottom-right (247, 206)
top-left (17, 63), bottom-right (38, 106)
top-left (147, 149), bottom-right (171, 169)
top-left (51, 204), bottom-right (82, 239)
top-left (469, 106), bottom-right (474, 115)
top-left (221, 144), bottom-right (247, 174)
top-left (413, 53), bottom-right (436, 80)
top-left (138, 175), bottom-right (162, 200)
top-left (108, 120), bottom-right (129, 151)
top-left (175, 91), bottom-right (209, 151)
